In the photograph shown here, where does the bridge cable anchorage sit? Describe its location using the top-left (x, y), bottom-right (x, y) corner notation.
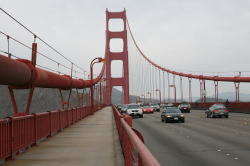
top-left (0, 8), bottom-right (86, 74)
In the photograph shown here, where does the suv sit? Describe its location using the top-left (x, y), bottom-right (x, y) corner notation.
top-left (126, 104), bottom-right (143, 118)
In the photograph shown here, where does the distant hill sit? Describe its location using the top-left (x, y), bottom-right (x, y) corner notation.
top-left (0, 85), bottom-right (84, 118)
top-left (194, 92), bottom-right (250, 102)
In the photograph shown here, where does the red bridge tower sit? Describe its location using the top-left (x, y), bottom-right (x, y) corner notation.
top-left (105, 9), bottom-right (129, 104)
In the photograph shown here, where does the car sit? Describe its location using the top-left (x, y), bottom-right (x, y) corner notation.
top-left (160, 104), bottom-right (174, 112)
top-left (120, 105), bottom-right (127, 113)
top-left (116, 104), bottom-right (123, 111)
top-left (142, 106), bottom-right (154, 114)
top-left (178, 103), bottom-right (191, 113)
top-left (161, 107), bottom-right (185, 123)
top-left (126, 104), bottom-right (143, 118)
top-left (205, 104), bottom-right (229, 118)
top-left (150, 104), bottom-right (160, 112)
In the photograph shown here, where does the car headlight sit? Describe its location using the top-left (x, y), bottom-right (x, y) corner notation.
top-left (166, 115), bottom-right (171, 118)
top-left (180, 114), bottom-right (184, 117)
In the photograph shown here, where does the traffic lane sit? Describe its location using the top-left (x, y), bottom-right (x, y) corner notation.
top-left (186, 110), bottom-right (250, 137)
top-left (133, 111), bottom-right (250, 166)
top-left (152, 111), bottom-right (250, 164)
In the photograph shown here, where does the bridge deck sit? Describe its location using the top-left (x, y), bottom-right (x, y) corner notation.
top-left (2, 107), bottom-right (123, 166)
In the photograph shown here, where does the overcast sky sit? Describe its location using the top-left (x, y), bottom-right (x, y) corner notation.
top-left (1, 0), bottom-right (250, 99)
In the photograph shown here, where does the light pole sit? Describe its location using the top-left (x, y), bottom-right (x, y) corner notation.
top-left (90, 57), bottom-right (105, 113)
top-left (169, 85), bottom-right (176, 103)
top-left (147, 92), bottom-right (151, 103)
top-left (142, 94), bottom-right (145, 104)
top-left (155, 89), bottom-right (162, 105)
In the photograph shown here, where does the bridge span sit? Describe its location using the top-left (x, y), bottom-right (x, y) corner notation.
top-left (1, 6), bottom-right (250, 166)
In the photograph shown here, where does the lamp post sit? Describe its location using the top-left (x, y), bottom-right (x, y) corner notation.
top-left (90, 57), bottom-right (105, 114)
top-left (142, 94), bottom-right (145, 104)
top-left (147, 92), bottom-right (151, 104)
top-left (169, 85), bottom-right (176, 103)
top-left (155, 89), bottom-right (162, 105)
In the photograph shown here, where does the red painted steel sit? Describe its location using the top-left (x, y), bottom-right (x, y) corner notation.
top-left (0, 106), bottom-right (105, 161)
top-left (0, 54), bottom-right (105, 89)
top-left (11, 115), bottom-right (35, 154)
top-left (105, 9), bottom-right (130, 104)
top-left (35, 112), bottom-right (50, 140)
top-left (49, 110), bottom-right (60, 134)
top-left (112, 105), bottom-right (160, 166)
top-left (0, 119), bottom-right (11, 159)
top-left (60, 110), bottom-right (68, 129)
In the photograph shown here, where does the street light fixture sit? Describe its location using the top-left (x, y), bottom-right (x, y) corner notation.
top-left (90, 57), bottom-right (105, 114)
top-left (155, 89), bottom-right (162, 105)
top-left (141, 94), bottom-right (145, 104)
top-left (147, 92), bottom-right (151, 103)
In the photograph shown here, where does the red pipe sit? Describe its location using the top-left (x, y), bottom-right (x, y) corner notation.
top-left (0, 55), bottom-right (31, 86)
top-left (0, 55), bottom-right (104, 89)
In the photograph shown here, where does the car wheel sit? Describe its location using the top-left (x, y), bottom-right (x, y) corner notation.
top-left (210, 113), bottom-right (214, 118)
top-left (181, 119), bottom-right (185, 123)
top-left (206, 114), bottom-right (209, 118)
top-left (164, 118), bottom-right (168, 123)
top-left (140, 115), bottom-right (143, 118)
top-left (161, 118), bottom-right (164, 122)
top-left (225, 115), bottom-right (229, 118)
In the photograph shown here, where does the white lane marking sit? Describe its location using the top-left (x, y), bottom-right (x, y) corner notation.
top-left (226, 153), bottom-right (230, 156)
top-left (217, 149), bottom-right (221, 152)
top-left (234, 157), bottom-right (239, 160)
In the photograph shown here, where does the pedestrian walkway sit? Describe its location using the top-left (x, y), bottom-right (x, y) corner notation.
top-left (2, 107), bottom-right (124, 166)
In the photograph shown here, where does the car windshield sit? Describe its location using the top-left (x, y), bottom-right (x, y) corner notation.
top-left (128, 105), bottom-right (140, 109)
top-left (165, 108), bottom-right (181, 113)
top-left (180, 104), bottom-right (189, 107)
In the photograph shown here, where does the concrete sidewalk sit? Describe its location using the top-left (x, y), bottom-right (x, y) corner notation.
top-left (3, 107), bottom-right (124, 166)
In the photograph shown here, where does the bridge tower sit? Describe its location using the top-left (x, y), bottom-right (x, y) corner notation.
top-left (105, 9), bottom-right (129, 104)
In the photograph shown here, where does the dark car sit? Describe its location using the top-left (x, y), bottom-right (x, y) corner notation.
top-left (205, 104), bottom-right (229, 118)
top-left (161, 107), bottom-right (185, 123)
top-left (178, 103), bottom-right (191, 113)
top-left (160, 104), bottom-right (174, 112)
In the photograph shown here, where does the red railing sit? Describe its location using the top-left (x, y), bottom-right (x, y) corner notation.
top-left (112, 105), bottom-right (160, 166)
top-left (0, 105), bottom-right (104, 160)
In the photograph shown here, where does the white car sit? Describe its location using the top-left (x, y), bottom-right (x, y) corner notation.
top-left (126, 104), bottom-right (143, 118)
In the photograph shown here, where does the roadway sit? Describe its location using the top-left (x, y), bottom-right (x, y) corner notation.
top-left (133, 110), bottom-right (250, 166)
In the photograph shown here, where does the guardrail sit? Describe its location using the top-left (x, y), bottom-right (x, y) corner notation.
top-left (0, 105), bottom-right (105, 161)
top-left (112, 105), bottom-right (160, 166)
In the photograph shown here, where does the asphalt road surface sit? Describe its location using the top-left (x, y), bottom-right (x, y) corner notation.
top-left (133, 110), bottom-right (250, 166)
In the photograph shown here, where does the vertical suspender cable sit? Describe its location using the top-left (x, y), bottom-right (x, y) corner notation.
top-left (163, 71), bottom-right (165, 104)
top-left (167, 73), bottom-right (170, 103)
